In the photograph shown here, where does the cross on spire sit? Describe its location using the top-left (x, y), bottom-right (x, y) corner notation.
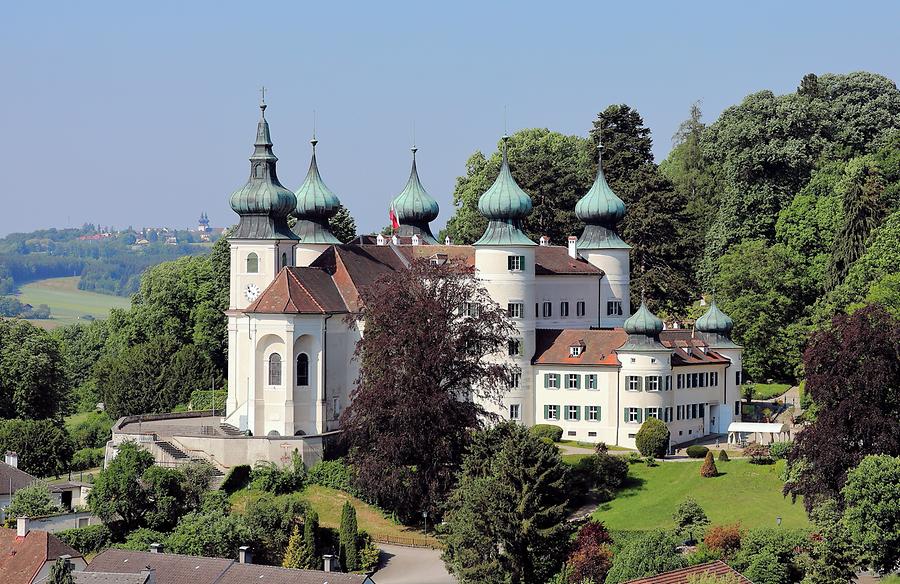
top-left (259, 86), bottom-right (266, 104)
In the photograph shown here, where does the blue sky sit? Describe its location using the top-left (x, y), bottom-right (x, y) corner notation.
top-left (3, 1), bottom-right (899, 237)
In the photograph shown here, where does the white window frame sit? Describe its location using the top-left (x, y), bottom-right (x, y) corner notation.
top-left (566, 373), bottom-right (579, 390)
top-left (546, 405), bottom-right (559, 420)
top-left (545, 374), bottom-right (560, 389)
top-left (542, 301), bottom-right (552, 318)
top-left (576, 300), bottom-right (586, 317)
top-left (585, 374), bottom-right (597, 390)
top-left (626, 376), bottom-right (641, 392)
top-left (560, 301), bottom-right (569, 318)
top-left (645, 376), bottom-right (660, 392)
top-left (566, 405), bottom-right (579, 421)
top-left (509, 403), bottom-right (521, 421)
top-left (646, 407), bottom-right (660, 419)
top-left (569, 345), bottom-right (583, 357)
top-left (508, 255), bottom-right (525, 271)
top-left (587, 405), bottom-right (600, 421)
top-left (607, 300), bottom-right (623, 316)
top-left (628, 407), bottom-right (640, 423)
top-left (507, 302), bottom-right (524, 319)
top-left (509, 372), bottom-right (521, 388)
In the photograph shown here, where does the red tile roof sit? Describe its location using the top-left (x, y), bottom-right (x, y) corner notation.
top-left (533, 328), bottom-right (628, 366)
top-left (245, 267), bottom-right (348, 314)
top-left (660, 331), bottom-right (731, 366)
top-left (0, 528), bottom-right (83, 584)
top-left (534, 246), bottom-right (603, 275)
top-left (624, 560), bottom-right (752, 584)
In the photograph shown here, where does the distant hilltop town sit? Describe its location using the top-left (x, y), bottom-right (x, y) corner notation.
top-left (76, 212), bottom-right (225, 246)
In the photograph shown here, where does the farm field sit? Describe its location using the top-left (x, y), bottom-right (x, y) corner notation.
top-left (16, 276), bottom-right (131, 329)
top-left (593, 459), bottom-right (810, 531)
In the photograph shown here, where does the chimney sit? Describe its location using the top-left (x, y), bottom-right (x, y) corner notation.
top-left (376, 233), bottom-right (385, 246)
top-left (567, 236), bottom-right (578, 259)
top-left (444, 235), bottom-right (451, 245)
top-left (149, 543), bottom-right (163, 554)
top-left (16, 516), bottom-right (29, 538)
top-left (539, 235), bottom-right (549, 246)
top-left (323, 554), bottom-right (334, 573)
top-left (140, 568), bottom-right (157, 584)
top-left (238, 545), bottom-right (252, 564)
top-left (4, 451), bottom-right (18, 468)
top-left (411, 234), bottom-right (420, 246)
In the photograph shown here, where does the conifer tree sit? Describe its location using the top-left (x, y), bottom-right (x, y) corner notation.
top-left (827, 161), bottom-right (884, 290)
top-left (48, 558), bottom-right (74, 584)
top-left (281, 525), bottom-right (304, 569)
top-left (339, 502), bottom-right (359, 572)
top-left (300, 509), bottom-right (320, 569)
top-left (700, 451), bottom-right (719, 478)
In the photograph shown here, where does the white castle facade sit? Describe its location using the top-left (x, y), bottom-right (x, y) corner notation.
top-left (221, 101), bottom-right (744, 454)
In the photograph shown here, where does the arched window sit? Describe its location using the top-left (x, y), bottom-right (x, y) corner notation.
top-left (268, 353), bottom-right (282, 386)
top-left (296, 353), bottom-right (309, 386)
top-left (281, 252), bottom-right (287, 269)
top-left (246, 252), bottom-right (259, 273)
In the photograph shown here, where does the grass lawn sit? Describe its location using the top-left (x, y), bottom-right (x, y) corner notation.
top-left (16, 277), bottom-right (130, 329)
top-left (230, 485), bottom-right (439, 547)
top-left (743, 382), bottom-right (792, 401)
top-left (593, 459), bottom-right (810, 531)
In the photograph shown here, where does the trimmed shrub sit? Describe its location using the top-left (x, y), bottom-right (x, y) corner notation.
top-left (529, 424), bottom-right (563, 442)
top-left (56, 524), bottom-right (111, 554)
top-left (769, 441), bottom-right (793, 460)
top-left (220, 464), bottom-right (252, 493)
top-left (718, 450), bottom-right (730, 462)
top-left (635, 418), bottom-right (670, 458)
top-left (744, 443), bottom-right (773, 465)
top-left (704, 523), bottom-right (742, 558)
top-left (308, 459), bottom-right (355, 494)
top-left (71, 447), bottom-right (105, 471)
top-left (686, 445), bottom-right (709, 459)
top-left (700, 451), bottom-right (719, 478)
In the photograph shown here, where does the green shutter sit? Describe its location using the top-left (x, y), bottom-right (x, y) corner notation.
top-left (544, 373), bottom-right (550, 388)
top-left (575, 406), bottom-right (581, 421)
top-left (520, 256), bottom-right (526, 271)
top-left (623, 407), bottom-right (629, 422)
top-left (638, 376), bottom-right (644, 391)
top-left (597, 406), bottom-right (601, 420)
top-left (645, 408), bottom-right (653, 421)
top-left (574, 375), bottom-right (581, 389)
top-left (544, 404), bottom-right (549, 419)
top-left (636, 409), bottom-right (643, 423)
top-left (554, 374), bottom-right (560, 386)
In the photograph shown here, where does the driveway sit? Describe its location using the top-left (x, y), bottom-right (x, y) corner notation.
top-left (373, 544), bottom-right (456, 584)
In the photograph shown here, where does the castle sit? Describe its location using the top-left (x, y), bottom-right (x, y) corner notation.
top-left (221, 99), bottom-right (744, 453)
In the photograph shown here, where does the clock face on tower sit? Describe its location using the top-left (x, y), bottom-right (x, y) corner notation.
top-left (244, 283), bottom-right (261, 302)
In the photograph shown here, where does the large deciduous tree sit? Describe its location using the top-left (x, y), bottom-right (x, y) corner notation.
top-left (841, 454), bottom-right (900, 574)
top-left (88, 441), bottom-right (155, 531)
top-left (590, 104), bottom-right (695, 315)
top-left (340, 259), bottom-right (516, 521)
top-left (605, 530), bottom-right (686, 584)
top-left (442, 423), bottom-right (572, 584)
top-left (0, 419), bottom-right (74, 477)
top-left (784, 304), bottom-right (900, 511)
top-left (0, 319), bottom-right (69, 419)
top-left (443, 128), bottom-right (593, 246)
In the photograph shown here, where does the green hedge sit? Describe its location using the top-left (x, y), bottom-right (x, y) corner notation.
top-left (56, 524), bottom-right (111, 554)
top-left (307, 459), bottom-right (356, 494)
top-left (529, 424), bottom-right (563, 442)
top-left (769, 441), bottom-right (794, 460)
top-left (189, 390), bottom-right (226, 411)
top-left (686, 445), bottom-right (709, 458)
top-left (71, 447), bottom-right (105, 471)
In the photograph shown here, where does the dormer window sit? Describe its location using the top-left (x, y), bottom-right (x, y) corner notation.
top-left (569, 345), bottom-right (583, 357)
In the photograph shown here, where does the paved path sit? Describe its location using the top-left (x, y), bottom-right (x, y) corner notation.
top-left (373, 544), bottom-right (456, 584)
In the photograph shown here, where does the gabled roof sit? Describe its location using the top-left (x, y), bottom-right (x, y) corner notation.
top-left (244, 267), bottom-right (347, 315)
top-left (0, 528), bottom-right (83, 584)
top-left (85, 550), bottom-right (371, 584)
top-left (660, 331), bottom-right (732, 366)
top-left (623, 560), bottom-right (752, 584)
top-left (533, 329), bottom-right (628, 366)
top-left (534, 246), bottom-right (603, 275)
top-left (0, 462), bottom-right (37, 495)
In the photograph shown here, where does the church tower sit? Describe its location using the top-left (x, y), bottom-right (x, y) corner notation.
top-left (390, 147), bottom-right (440, 244)
top-left (576, 143), bottom-right (631, 327)
top-left (293, 138), bottom-right (343, 266)
top-left (473, 135), bottom-right (537, 424)
top-left (227, 97), bottom-right (299, 310)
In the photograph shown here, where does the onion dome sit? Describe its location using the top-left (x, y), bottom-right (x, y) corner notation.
top-left (229, 99), bottom-right (298, 240)
top-left (624, 301), bottom-right (664, 337)
top-left (292, 138), bottom-right (342, 244)
top-left (474, 135), bottom-right (536, 246)
top-left (695, 300), bottom-right (734, 336)
top-left (576, 143), bottom-right (629, 249)
top-left (390, 147), bottom-right (439, 244)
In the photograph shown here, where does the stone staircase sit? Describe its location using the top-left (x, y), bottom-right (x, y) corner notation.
top-left (219, 423), bottom-right (244, 436)
top-left (155, 440), bottom-right (190, 461)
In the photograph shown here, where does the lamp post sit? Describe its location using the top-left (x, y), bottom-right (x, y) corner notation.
top-left (776, 516), bottom-right (782, 526)
top-left (422, 510), bottom-right (428, 536)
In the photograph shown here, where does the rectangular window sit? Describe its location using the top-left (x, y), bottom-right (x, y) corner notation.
top-left (508, 339), bottom-right (523, 357)
top-left (509, 404), bottom-right (521, 421)
top-left (710, 371), bottom-right (718, 386)
top-left (588, 431), bottom-right (597, 437)
top-left (569, 345), bottom-right (583, 357)
top-left (626, 376), bottom-right (642, 392)
top-left (462, 302), bottom-right (480, 317)
top-left (736, 370), bottom-right (742, 385)
top-left (666, 375), bottom-right (672, 391)
top-left (664, 406), bottom-right (674, 423)
top-left (544, 373), bottom-right (560, 389)
top-left (576, 301), bottom-right (586, 317)
top-left (607, 300), bottom-right (623, 316)
top-left (507, 255), bottom-right (525, 271)
top-left (535, 303), bottom-right (539, 318)
top-left (627, 407), bottom-right (641, 423)
top-left (645, 376), bottom-right (660, 392)
top-left (646, 407), bottom-right (660, 419)
top-left (507, 302), bottom-right (524, 318)
top-left (509, 373), bottom-right (521, 388)
top-left (677, 405), bottom-right (684, 420)
top-left (585, 374), bottom-right (597, 390)
top-left (691, 373), bottom-right (699, 388)
top-left (691, 404), bottom-right (698, 419)
top-left (566, 373), bottom-right (580, 390)
top-left (567, 430), bottom-right (577, 437)
top-left (677, 374), bottom-right (684, 389)
top-left (542, 302), bottom-right (552, 318)
top-left (566, 405), bottom-right (580, 421)
top-left (734, 401), bottom-right (741, 416)
top-left (699, 403), bottom-right (706, 418)
top-left (587, 405), bottom-right (600, 421)
top-left (560, 301), bottom-right (570, 317)
top-left (545, 404), bottom-right (559, 420)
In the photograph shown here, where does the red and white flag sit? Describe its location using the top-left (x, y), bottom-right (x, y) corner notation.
top-left (389, 205), bottom-right (400, 230)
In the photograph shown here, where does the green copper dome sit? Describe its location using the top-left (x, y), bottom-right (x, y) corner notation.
top-left (390, 147), bottom-right (439, 244)
top-left (577, 145), bottom-right (629, 249)
top-left (229, 101), bottom-right (298, 240)
top-left (474, 136), bottom-right (536, 247)
top-left (624, 301), bottom-right (664, 337)
top-left (292, 139), bottom-right (341, 244)
top-left (695, 300), bottom-right (734, 336)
